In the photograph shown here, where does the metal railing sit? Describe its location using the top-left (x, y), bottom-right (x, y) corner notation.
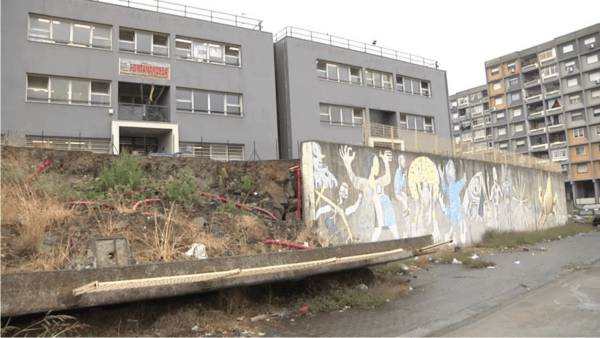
top-left (88, 0), bottom-right (263, 30)
top-left (274, 27), bottom-right (438, 69)
top-left (363, 122), bottom-right (561, 173)
top-left (119, 103), bottom-right (170, 122)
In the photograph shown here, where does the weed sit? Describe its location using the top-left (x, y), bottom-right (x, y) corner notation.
top-left (294, 287), bottom-right (392, 313)
top-left (165, 167), bottom-right (198, 210)
top-left (1, 312), bottom-right (88, 337)
top-left (480, 223), bottom-right (595, 249)
top-left (218, 168), bottom-right (228, 186)
top-left (220, 204), bottom-right (246, 215)
top-left (240, 174), bottom-right (253, 193)
top-left (95, 151), bottom-right (145, 193)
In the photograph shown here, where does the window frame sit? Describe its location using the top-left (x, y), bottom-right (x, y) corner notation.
top-left (562, 44), bottom-right (574, 54)
top-left (498, 126), bottom-right (507, 136)
top-left (28, 14), bottom-right (112, 50)
top-left (26, 74), bottom-right (110, 107)
top-left (574, 128), bottom-right (585, 138)
top-left (577, 164), bottom-right (589, 174)
top-left (318, 103), bottom-right (364, 127)
top-left (587, 54), bottom-right (599, 65)
top-left (576, 146), bottom-right (586, 156)
top-left (570, 94), bottom-right (581, 104)
top-left (176, 88), bottom-right (243, 117)
top-left (365, 69), bottom-right (393, 90)
top-left (119, 28), bottom-right (170, 57)
top-left (513, 108), bottom-right (522, 117)
top-left (424, 117), bottom-right (434, 133)
top-left (175, 36), bottom-right (241, 67)
top-left (567, 77), bottom-right (579, 87)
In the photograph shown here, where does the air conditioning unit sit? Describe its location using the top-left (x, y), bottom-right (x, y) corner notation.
top-left (567, 66), bottom-right (574, 73)
top-left (492, 107), bottom-right (497, 111)
top-left (588, 43), bottom-right (595, 49)
top-left (510, 69), bottom-right (515, 73)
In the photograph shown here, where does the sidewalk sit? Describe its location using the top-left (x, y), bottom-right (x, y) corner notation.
top-left (265, 230), bottom-right (600, 337)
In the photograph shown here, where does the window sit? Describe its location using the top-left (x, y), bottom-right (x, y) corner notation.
top-left (491, 67), bottom-right (499, 76)
top-left (470, 92), bottom-right (482, 102)
top-left (396, 76), bottom-right (404, 91)
top-left (176, 88), bottom-right (242, 116)
top-left (453, 124), bottom-right (460, 131)
top-left (493, 81), bottom-right (501, 90)
top-left (539, 48), bottom-right (555, 62)
top-left (592, 89), bottom-right (600, 99)
top-left (499, 142), bottom-right (508, 149)
top-left (119, 28), bottom-right (169, 56)
top-left (498, 127), bottom-right (506, 136)
top-left (513, 108), bottom-right (522, 117)
top-left (316, 60), bottom-right (362, 85)
top-left (472, 105), bottom-right (483, 114)
top-left (594, 107), bottom-right (600, 116)
top-left (451, 101), bottom-right (457, 108)
top-left (458, 97), bottom-right (469, 105)
top-left (365, 70), bottom-right (393, 90)
top-left (424, 117), bottom-right (434, 132)
top-left (318, 104), bottom-right (364, 127)
top-left (572, 112), bottom-right (583, 121)
top-left (26, 74), bottom-right (110, 106)
top-left (452, 112), bottom-right (459, 119)
top-left (462, 133), bottom-right (472, 142)
top-left (421, 81), bottom-right (430, 96)
top-left (515, 124), bottom-right (524, 133)
top-left (563, 44), bottom-right (574, 53)
top-left (509, 77), bottom-right (519, 87)
top-left (497, 112), bottom-right (505, 119)
top-left (577, 164), bottom-right (588, 174)
top-left (584, 37), bottom-right (596, 46)
top-left (175, 36), bottom-right (240, 66)
top-left (554, 149), bottom-right (567, 159)
top-left (590, 72), bottom-right (600, 82)
top-left (28, 14), bottom-right (111, 49)
top-left (541, 64), bottom-right (558, 78)
top-left (507, 62), bottom-right (516, 72)
top-left (400, 114), bottom-right (408, 129)
top-left (475, 130), bottom-right (485, 139)
top-left (588, 54), bottom-right (599, 64)
top-left (516, 140), bottom-right (526, 146)
top-left (511, 92), bottom-right (520, 101)
top-left (567, 77), bottom-right (579, 87)
top-left (495, 96), bottom-right (503, 105)
top-left (576, 146), bottom-right (586, 155)
top-left (596, 126), bottom-right (600, 136)
top-left (570, 95), bottom-right (581, 104)
top-left (574, 128), bottom-right (585, 138)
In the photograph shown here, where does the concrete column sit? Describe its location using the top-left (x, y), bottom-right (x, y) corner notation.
top-left (594, 179), bottom-right (600, 203)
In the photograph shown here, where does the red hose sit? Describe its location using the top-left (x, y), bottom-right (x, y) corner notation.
top-left (133, 198), bottom-right (161, 210)
top-left (197, 191), bottom-right (277, 220)
top-left (68, 201), bottom-right (121, 211)
top-left (263, 239), bottom-right (315, 250)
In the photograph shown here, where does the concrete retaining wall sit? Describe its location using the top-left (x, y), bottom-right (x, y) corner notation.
top-left (302, 141), bottom-right (568, 246)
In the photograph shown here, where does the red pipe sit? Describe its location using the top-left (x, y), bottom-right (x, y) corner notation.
top-left (197, 191), bottom-right (277, 220)
top-left (133, 198), bottom-right (161, 210)
top-left (263, 239), bottom-right (315, 250)
top-left (68, 201), bottom-right (121, 211)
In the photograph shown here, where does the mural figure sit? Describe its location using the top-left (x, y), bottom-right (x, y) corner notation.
top-left (408, 157), bottom-right (440, 241)
top-left (512, 171), bottom-right (529, 231)
top-left (503, 166), bottom-right (512, 230)
top-left (312, 142), bottom-right (338, 191)
top-left (463, 172), bottom-right (487, 223)
top-left (314, 182), bottom-right (362, 244)
top-left (538, 176), bottom-right (559, 227)
top-left (339, 146), bottom-right (400, 242)
top-left (438, 160), bottom-right (467, 243)
top-left (487, 167), bottom-right (503, 228)
top-left (394, 155), bottom-right (411, 236)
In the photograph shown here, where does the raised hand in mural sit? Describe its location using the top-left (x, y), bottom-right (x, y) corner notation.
top-left (379, 150), bottom-right (392, 164)
top-left (339, 145), bottom-right (355, 167)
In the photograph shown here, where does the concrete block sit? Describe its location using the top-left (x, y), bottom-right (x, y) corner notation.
top-left (87, 236), bottom-right (133, 268)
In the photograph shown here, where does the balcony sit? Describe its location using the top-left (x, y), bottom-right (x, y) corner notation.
top-left (525, 93), bottom-right (542, 103)
top-left (473, 123), bottom-right (484, 130)
top-left (542, 73), bottom-right (559, 82)
top-left (550, 141), bottom-right (567, 149)
top-left (530, 143), bottom-right (549, 151)
top-left (545, 90), bottom-right (561, 99)
top-left (459, 115), bottom-right (466, 121)
top-left (576, 197), bottom-right (597, 205)
top-left (529, 126), bottom-right (547, 135)
top-left (524, 78), bottom-right (541, 88)
top-left (547, 123), bottom-right (565, 132)
top-left (119, 104), bottom-right (170, 122)
top-left (474, 135), bottom-right (486, 142)
top-left (546, 106), bottom-right (563, 115)
top-left (522, 62), bottom-right (539, 73)
top-left (528, 110), bottom-right (545, 119)
top-left (471, 111), bottom-right (483, 118)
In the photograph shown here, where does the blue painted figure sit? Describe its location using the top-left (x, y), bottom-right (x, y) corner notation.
top-left (394, 155), bottom-right (409, 218)
top-left (439, 160), bottom-right (467, 243)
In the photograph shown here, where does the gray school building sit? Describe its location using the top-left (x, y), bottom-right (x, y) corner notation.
top-left (1, 0), bottom-right (450, 160)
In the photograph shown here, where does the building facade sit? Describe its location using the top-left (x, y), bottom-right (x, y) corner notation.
top-left (449, 85), bottom-right (490, 148)
top-left (274, 28), bottom-right (451, 159)
top-left (1, 0), bottom-right (278, 160)
top-left (450, 24), bottom-right (600, 206)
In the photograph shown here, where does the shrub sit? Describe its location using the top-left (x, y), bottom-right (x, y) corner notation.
top-left (95, 151), bottom-right (145, 193)
top-left (165, 167), bottom-right (198, 210)
top-left (241, 174), bottom-right (253, 193)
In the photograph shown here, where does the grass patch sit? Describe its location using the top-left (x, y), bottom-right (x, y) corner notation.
top-left (438, 251), bottom-right (495, 269)
top-left (293, 287), bottom-right (392, 313)
top-left (95, 150), bottom-right (145, 193)
top-left (241, 174), bottom-right (253, 193)
top-left (480, 222), bottom-right (595, 249)
top-left (165, 167), bottom-right (199, 210)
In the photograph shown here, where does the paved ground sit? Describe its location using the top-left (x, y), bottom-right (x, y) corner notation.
top-left (264, 229), bottom-right (600, 337)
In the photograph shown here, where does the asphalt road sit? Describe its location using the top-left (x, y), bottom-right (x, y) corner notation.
top-left (265, 229), bottom-right (600, 337)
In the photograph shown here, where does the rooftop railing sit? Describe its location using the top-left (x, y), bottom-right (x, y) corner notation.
top-left (274, 27), bottom-right (438, 69)
top-left (88, 0), bottom-right (263, 30)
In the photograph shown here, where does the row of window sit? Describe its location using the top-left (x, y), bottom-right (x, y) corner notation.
top-left (176, 88), bottom-right (242, 116)
top-left (28, 14), bottom-right (241, 66)
top-left (26, 75), bottom-right (110, 106)
top-left (316, 60), bottom-right (431, 96)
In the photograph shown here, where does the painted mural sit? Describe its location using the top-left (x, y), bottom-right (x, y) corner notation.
top-left (302, 141), bottom-right (569, 246)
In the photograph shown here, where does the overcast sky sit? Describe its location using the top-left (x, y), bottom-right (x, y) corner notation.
top-left (171, 0), bottom-right (598, 95)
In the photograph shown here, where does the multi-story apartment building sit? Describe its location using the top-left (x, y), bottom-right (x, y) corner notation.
top-left (1, 0), bottom-right (279, 160)
top-left (449, 85), bottom-right (491, 148)
top-left (451, 24), bottom-right (600, 205)
top-left (274, 28), bottom-right (451, 159)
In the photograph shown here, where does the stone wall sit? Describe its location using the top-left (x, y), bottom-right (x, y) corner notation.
top-left (302, 141), bottom-right (568, 246)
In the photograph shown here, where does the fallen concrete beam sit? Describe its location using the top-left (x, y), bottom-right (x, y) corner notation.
top-left (1, 235), bottom-right (432, 317)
